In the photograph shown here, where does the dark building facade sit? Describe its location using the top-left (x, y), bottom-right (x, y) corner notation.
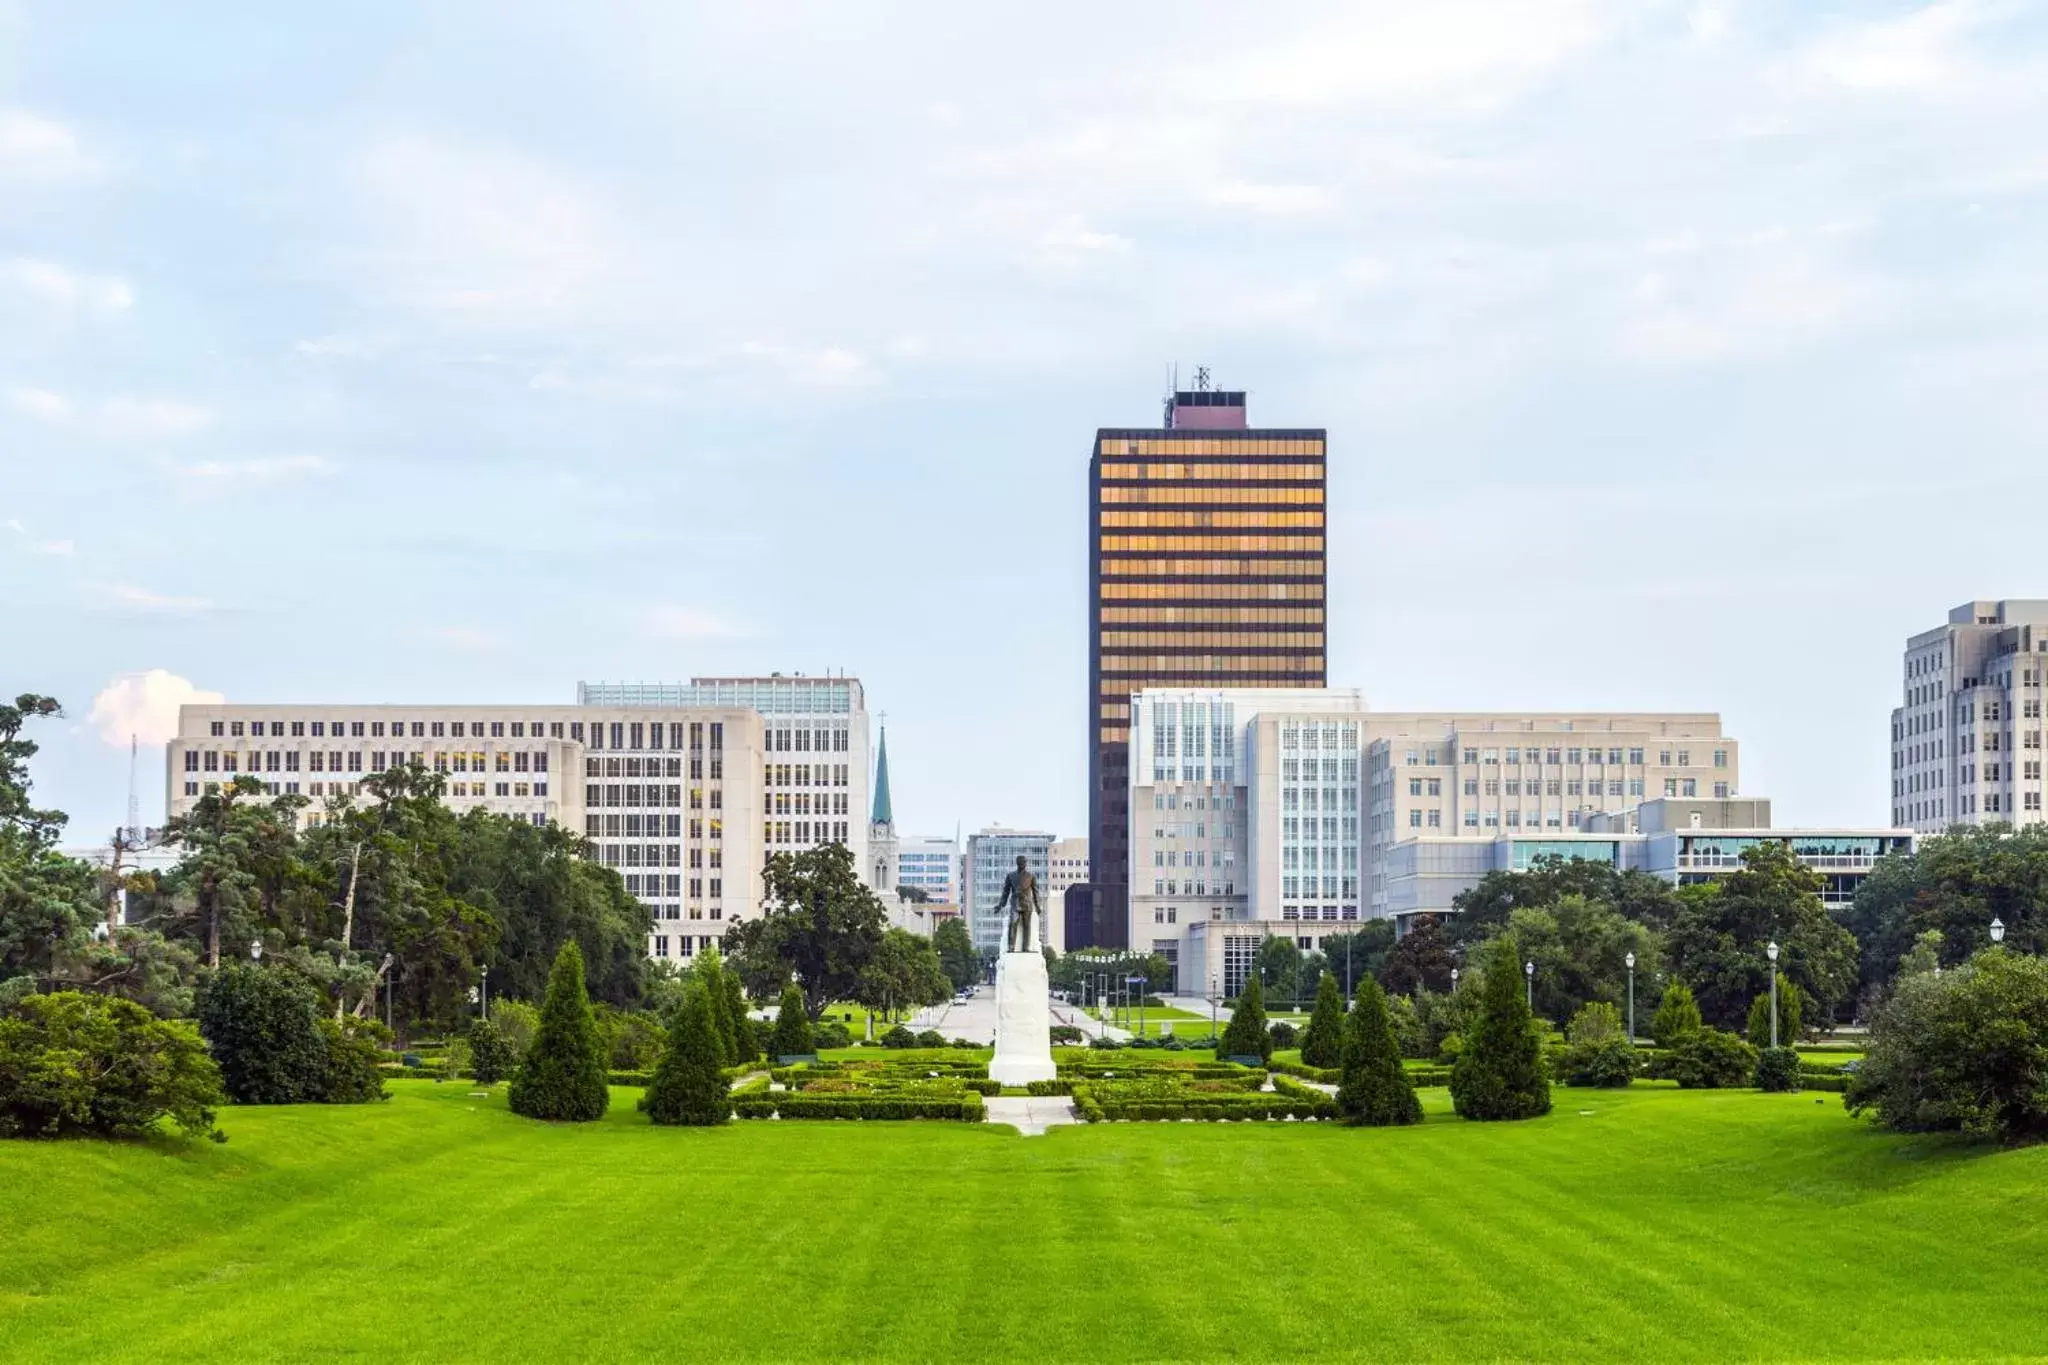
top-left (1082, 384), bottom-right (1327, 948)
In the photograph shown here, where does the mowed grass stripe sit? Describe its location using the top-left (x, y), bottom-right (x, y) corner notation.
top-left (4, 1084), bottom-right (2048, 1361)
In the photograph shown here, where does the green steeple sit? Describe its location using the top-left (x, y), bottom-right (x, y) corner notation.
top-left (870, 726), bottom-right (893, 827)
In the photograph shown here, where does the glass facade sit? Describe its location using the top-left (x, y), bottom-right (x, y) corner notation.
top-left (1510, 840), bottom-right (1621, 870)
top-left (1087, 407), bottom-right (1327, 949)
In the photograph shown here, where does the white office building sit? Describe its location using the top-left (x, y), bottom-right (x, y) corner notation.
top-left (964, 828), bottom-right (1053, 956)
top-left (1892, 600), bottom-right (2048, 833)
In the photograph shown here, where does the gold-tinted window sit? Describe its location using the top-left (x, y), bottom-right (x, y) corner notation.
top-left (1099, 510), bottom-right (1324, 529)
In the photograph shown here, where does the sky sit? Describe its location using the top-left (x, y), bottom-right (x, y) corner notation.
top-left (4, 1), bottom-right (2047, 846)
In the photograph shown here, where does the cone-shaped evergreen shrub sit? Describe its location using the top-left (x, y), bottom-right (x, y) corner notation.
top-left (1299, 971), bottom-right (1346, 1069)
top-left (768, 981), bottom-right (813, 1058)
top-left (1449, 938), bottom-right (1552, 1121)
top-left (643, 980), bottom-right (730, 1125)
top-left (1337, 978), bottom-right (1422, 1126)
top-left (1650, 980), bottom-right (1703, 1047)
top-left (1220, 973), bottom-right (1271, 1063)
top-left (722, 970), bottom-right (759, 1065)
top-left (508, 942), bottom-right (610, 1122)
top-left (694, 947), bottom-right (738, 1067)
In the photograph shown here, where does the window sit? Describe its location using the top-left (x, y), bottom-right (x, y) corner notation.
top-left (1681, 778), bottom-right (1698, 797)
top-left (1713, 749), bottom-right (1728, 768)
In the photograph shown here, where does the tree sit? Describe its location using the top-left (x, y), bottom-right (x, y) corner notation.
top-left (1255, 935), bottom-right (1304, 1004)
top-left (1896, 929), bottom-right (1944, 981)
top-left (767, 981), bottom-right (813, 1059)
top-left (1649, 980), bottom-right (1703, 1047)
top-left (1450, 856), bottom-right (1681, 945)
top-left (739, 843), bottom-right (887, 1019)
top-left (933, 918), bottom-right (979, 992)
top-left (642, 980), bottom-right (730, 1126)
top-left (1562, 1001), bottom-right (1636, 1088)
top-left (857, 928), bottom-right (951, 1022)
top-left (468, 1017), bottom-right (515, 1084)
top-left (1299, 971), bottom-right (1346, 1068)
top-left (691, 946), bottom-right (738, 1066)
top-left (1744, 974), bottom-right (1802, 1051)
top-left (1220, 973), bottom-right (1271, 1063)
top-left (1663, 842), bottom-right (1859, 1029)
top-left (508, 942), bottom-right (609, 1122)
top-left (1847, 950), bottom-right (2048, 1144)
top-left (1379, 916), bottom-right (1456, 997)
top-left (1842, 825), bottom-right (2048, 995)
top-left (721, 969), bottom-right (758, 1065)
top-left (1318, 922), bottom-right (1396, 996)
top-left (1449, 937), bottom-right (1551, 1121)
top-left (195, 963), bottom-right (332, 1104)
top-left (1650, 1028), bottom-right (1756, 1089)
top-left (1336, 978), bottom-right (1422, 1126)
top-left (0, 991), bottom-right (222, 1139)
top-left (1494, 895), bottom-right (1658, 1028)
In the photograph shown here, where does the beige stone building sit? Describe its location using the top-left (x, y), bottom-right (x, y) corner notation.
top-left (1893, 600), bottom-right (2048, 834)
top-left (166, 700), bottom-right (776, 964)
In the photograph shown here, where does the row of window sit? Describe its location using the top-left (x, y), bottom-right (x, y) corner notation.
top-left (1282, 876), bottom-right (1358, 899)
top-left (177, 780), bottom-right (550, 818)
top-left (205, 716), bottom-right (728, 751)
top-left (585, 784), bottom-right (725, 810)
top-left (1098, 580), bottom-right (1325, 601)
top-left (1099, 510), bottom-right (1325, 529)
top-left (767, 820), bottom-right (849, 845)
top-left (189, 748), bottom-right (551, 775)
top-left (584, 756), bottom-right (724, 780)
top-left (1435, 746), bottom-right (1725, 767)
top-left (650, 935), bottom-right (724, 959)
top-left (1098, 558), bottom-right (1324, 577)
top-left (1098, 485), bottom-right (1325, 505)
top-left (1280, 906), bottom-right (1361, 921)
top-left (766, 763), bottom-right (850, 788)
top-left (585, 815), bottom-right (723, 840)
top-left (1152, 879), bottom-right (1239, 897)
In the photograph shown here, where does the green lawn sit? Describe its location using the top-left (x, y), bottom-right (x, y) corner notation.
top-left (4, 1083), bottom-right (2047, 1361)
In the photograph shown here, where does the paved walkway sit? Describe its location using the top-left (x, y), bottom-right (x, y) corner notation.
top-left (982, 1096), bottom-right (1081, 1137)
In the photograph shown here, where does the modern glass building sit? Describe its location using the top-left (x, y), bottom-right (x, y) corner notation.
top-left (964, 828), bottom-right (1053, 957)
top-left (1084, 380), bottom-right (1327, 948)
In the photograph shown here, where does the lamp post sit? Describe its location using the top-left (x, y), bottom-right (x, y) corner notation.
top-left (480, 964), bottom-right (490, 1022)
top-left (1991, 917), bottom-right (2006, 945)
top-left (249, 940), bottom-right (263, 963)
top-left (1450, 967), bottom-right (1459, 992)
top-left (1524, 959), bottom-right (1534, 1011)
top-left (382, 952), bottom-right (394, 1031)
top-left (1766, 941), bottom-right (1780, 1049)
top-left (1625, 951), bottom-right (1636, 1043)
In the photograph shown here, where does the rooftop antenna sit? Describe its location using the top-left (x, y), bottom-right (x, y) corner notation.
top-left (1195, 365), bottom-right (1211, 391)
top-left (126, 734), bottom-right (141, 845)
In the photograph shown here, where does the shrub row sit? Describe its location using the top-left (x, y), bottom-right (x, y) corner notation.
top-left (1268, 1058), bottom-right (1341, 1085)
top-left (733, 1094), bottom-right (985, 1121)
top-left (1024, 1078), bottom-right (1076, 1096)
top-left (1074, 1092), bottom-right (1335, 1123)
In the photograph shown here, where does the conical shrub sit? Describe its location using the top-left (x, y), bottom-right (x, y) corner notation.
top-left (1300, 971), bottom-right (1346, 1069)
top-left (1337, 978), bottom-right (1422, 1126)
top-left (1449, 937), bottom-right (1551, 1122)
top-left (643, 980), bottom-right (730, 1126)
top-left (723, 969), bottom-right (759, 1065)
top-left (695, 947), bottom-right (738, 1067)
top-left (1221, 973), bottom-right (1271, 1064)
top-left (508, 942), bottom-right (610, 1122)
top-left (768, 981), bottom-right (813, 1059)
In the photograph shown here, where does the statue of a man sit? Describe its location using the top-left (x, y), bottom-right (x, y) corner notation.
top-left (990, 854), bottom-right (1041, 954)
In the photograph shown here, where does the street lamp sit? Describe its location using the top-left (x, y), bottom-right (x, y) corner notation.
top-left (1450, 967), bottom-right (1459, 992)
top-left (1625, 951), bottom-right (1636, 1043)
top-left (480, 964), bottom-right (490, 1022)
top-left (249, 940), bottom-right (263, 963)
top-left (1524, 960), bottom-right (1534, 1010)
top-left (382, 952), bottom-right (395, 1030)
top-left (1991, 917), bottom-right (2007, 945)
top-left (1766, 941), bottom-right (1780, 1049)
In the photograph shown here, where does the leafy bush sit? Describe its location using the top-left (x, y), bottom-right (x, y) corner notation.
top-left (1754, 1046), bottom-right (1802, 1093)
top-left (1650, 1028), bottom-right (1755, 1089)
top-left (0, 991), bottom-right (222, 1139)
top-left (603, 1010), bottom-right (666, 1071)
top-left (508, 942), bottom-right (609, 1123)
top-left (1024, 1078), bottom-right (1074, 1096)
top-left (812, 1020), bottom-right (852, 1050)
top-left (1450, 938), bottom-right (1551, 1121)
top-left (1650, 982), bottom-right (1703, 1047)
top-left (1562, 1038), bottom-right (1638, 1088)
top-left (318, 1017), bottom-right (389, 1104)
top-left (1219, 974), bottom-right (1271, 1063)
top-left (1050, 1024), bottom-right (1085, 1044)
top-left (879, 1024), bottom-right (916, 1049)
top-left (1268, 1021), bottom-right (1299, 1050)
top-left (914, 1029), bottom-right (946, 1048)
top-left (491, 1000), bottom-right (539, 1057)
top-left (1847, 951), bottom-right (2048, 1144)
top-left (1567, 1001), bottom-right (1625, 1047)
top-left (1337, 979), bottom-right (1422, 1126)
top-left (643, 979), bottom-right (730, 1126)
top-left (1299, 972), bottom-right (1345, 1068)
top-left (1745, 977), bottom-right (1803, 1051)
top-left (768, 982), bottom-right (813, 1058)
top-left (195, 963), bottom-right (332, 1104)
top-left (468, 1018), bottom-right (515, 1085)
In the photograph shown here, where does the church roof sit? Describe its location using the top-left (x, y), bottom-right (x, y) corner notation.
top-left (871, 726), bottom-right (893, 826)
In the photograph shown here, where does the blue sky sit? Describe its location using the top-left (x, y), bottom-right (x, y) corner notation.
top-left (5, 1), bottom-right (2046, 844)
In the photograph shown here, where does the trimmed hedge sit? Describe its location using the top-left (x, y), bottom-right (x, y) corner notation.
top-left (1268, 1058), bottom-right (1341, 1085)
top-left (1024, 1078), bottom-right (1075, 1096)
top-left (732, 1094), bottom-right (985, 1121)
top-left (1073, 1089), bottom-right (1335, 1123)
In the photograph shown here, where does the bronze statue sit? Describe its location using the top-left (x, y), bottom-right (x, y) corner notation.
top-left (990, 854), bottom-right (1042, 954)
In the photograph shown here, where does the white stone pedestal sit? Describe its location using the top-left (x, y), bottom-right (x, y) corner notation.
top-left (988, 951), bottom-right (1058, 1086)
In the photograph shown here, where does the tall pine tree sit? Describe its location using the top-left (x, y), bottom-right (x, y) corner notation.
top-left (768, 980), bottom-right (813, 1059)
top-left (1220, 972), bottom-right (1272, 1063)
top-left (722, 967), bottom-right (759, 1065)
top-left (694, 945), bottom-right (739, 1067)
top-left (1449, 937), bottom-right (1551, 1121)
top-left (1337, 978), bottom-right (1422, 1126)
top-left (1299, 971), bottom-right (1346, 1069)
top-left (508, 942), bottom-right (610, 1122)
top-left (643, 979), bottom-right (730, 1126)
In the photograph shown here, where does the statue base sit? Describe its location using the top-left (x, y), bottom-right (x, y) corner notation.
top-left (988, 950), bottom-right (1057, 1086)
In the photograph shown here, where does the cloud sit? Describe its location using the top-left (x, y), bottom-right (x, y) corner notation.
top-left (0, 108), bottom-right (97, 182)
top-left (87, 670), bottom-right (224, 746)
top-left (102, 584), bottom-right (214, 615)
top-left (0, 519), bottom-right (74, 556)
top-left (349, 133), bottom-right (625, 327)
top-left (428, 625), bottom-right (498, 650)
top-left (1621, 229), bottom-right (1874, 365)
top-left (644, 606), bottom-right (745, 640)
top-left (1, 258), bottom-right (134, 315)
top-left (1801, 1), bottom-right (1985, 93)
top-left (5, 388), bottom-right (213, 438)
top-left (169, 455), bottom-right (336, 486)
top-left (732, 341), bottom-right (878, 388)
top-left (1204, 181), bottom-right (1333, 216)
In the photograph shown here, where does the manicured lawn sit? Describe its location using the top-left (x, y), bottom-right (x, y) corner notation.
top-left (4, 1083), bottom-right (2046, 1361)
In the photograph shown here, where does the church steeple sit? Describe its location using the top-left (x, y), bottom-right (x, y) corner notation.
top-left (870, 725), bottom-right (894, 829)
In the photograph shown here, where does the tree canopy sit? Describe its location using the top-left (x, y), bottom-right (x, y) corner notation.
top-left (1662, 842), bottom-right (1858, 1029)
top-left (725, 843), bottom-right (886, 1020)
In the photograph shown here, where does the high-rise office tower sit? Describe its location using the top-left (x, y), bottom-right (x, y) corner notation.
top-left (1083, 376), bottom-right (1327, 947)
top-left (1892, 600), bottom-right (2048, 833)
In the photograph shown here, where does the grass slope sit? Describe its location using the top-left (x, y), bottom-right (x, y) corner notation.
top-left (4, 1084), bottom-right (2046, 1361)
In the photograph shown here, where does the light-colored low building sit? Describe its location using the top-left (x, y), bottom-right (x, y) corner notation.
top-left (1043, 836), bottom-right (1088, 954)
top-left (1891, 600), bottom-right (2048, 834)
top-left (166, 699), bottom-right (769, 965)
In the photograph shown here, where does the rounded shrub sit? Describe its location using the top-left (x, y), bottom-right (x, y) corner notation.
top-left (1651, 1028), bottom-right (1756, 1090)
top-left (195, 962), bottom-right (329, 1104)
top-left (1754, 1046), bottom-right (1802, 1093)
top-left (880, 1024), bottom-right (916, 1049)
top-left (468, 1017), bottom-right (515, 1085)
